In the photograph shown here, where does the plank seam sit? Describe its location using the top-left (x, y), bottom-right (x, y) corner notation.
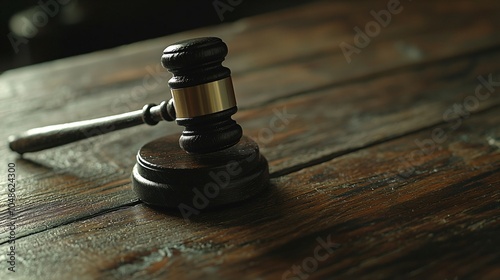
top-left (0, 200), bottom-right (141, 246)
top-left (270, 103), bottom-right (500, 178)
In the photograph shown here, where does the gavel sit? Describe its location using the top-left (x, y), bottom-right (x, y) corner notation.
top-left (8, 37), bottom-right (269, 211)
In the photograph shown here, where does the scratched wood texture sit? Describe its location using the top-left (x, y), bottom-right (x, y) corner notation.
top-left (0, 0), bottom-right (499, 279)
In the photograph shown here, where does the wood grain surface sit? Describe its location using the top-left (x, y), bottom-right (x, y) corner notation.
top-left (0, 0), bottom-right (499, 279)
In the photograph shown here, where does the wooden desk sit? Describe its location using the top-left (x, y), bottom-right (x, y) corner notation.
top-left (1, 0), bottom-right (499, 279)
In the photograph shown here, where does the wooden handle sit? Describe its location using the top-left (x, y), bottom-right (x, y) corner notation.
top-left (8, 101), bottom-right (175, 154)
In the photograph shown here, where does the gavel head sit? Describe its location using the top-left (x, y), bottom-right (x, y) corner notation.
top-left (161, 37), bottom-right (242, 154)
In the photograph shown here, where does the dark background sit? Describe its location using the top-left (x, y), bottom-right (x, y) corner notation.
top-left (0, 0), bottom-right (309, 73)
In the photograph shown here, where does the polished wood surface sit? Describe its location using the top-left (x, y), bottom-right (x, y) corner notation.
top-left (1, 0), bottom-right (499, 279)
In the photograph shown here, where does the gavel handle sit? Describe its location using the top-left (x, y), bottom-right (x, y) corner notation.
top-left (8, 100), bottom-right (175, 154)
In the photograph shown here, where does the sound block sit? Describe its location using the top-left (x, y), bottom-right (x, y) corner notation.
top-left (131, 134), bottom-right (269, 209)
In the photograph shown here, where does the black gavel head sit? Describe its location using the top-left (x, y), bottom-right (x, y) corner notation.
top-left (161, 37), bottom-right (242, 154)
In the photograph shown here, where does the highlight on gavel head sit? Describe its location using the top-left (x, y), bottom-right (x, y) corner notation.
top-left (161, 37), bottom-right (242, 154)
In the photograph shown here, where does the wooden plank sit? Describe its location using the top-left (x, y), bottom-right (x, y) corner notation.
top-left (2, 106), bottom-right (498, 279)
top-left (1, 1), bottom-right (500, 273)
top-left (1, 45), bottom-right (500, 244)
top-left (239, 50), bottom-right (500, 174)
top-left (3, 0), bottom-right (500, 143)
top-left (1, 0), bottom-right (500, 115)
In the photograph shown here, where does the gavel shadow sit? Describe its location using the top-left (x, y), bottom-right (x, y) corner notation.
top-left (147, 181), bottom-right (290, 227)
top-left (13, 144), bottom-right (290, 230)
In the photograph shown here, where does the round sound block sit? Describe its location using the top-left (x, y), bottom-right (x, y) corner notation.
top-left (131, 134), bottom-right (269, 209)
